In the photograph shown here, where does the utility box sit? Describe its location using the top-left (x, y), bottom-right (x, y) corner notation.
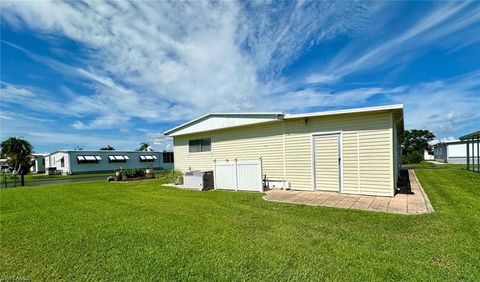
top-left (184, 171), bottom-right (214, 190)
top-left (267, 180), bottom-right (291, 190)
top-left (46, 167), bottom-right (57, 175)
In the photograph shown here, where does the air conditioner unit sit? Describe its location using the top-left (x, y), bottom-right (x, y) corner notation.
top-left (184, 171), bottom-right (214, 190)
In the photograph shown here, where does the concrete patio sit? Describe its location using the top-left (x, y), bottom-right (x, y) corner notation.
top-left (263, 170), bottom-right (434, 215)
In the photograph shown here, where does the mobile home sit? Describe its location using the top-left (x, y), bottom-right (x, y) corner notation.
top-left (31, 154), bottom-right (47, 173)
top-left (433, 139), bottom-right (479, 164)
top-left (44, 150), bottom-right (174, 175)
top-left (165, 104), bottom-right (404, 197)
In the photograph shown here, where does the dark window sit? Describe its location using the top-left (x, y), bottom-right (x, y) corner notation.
top-left (189, 139), bottom-right (201, 152)
top-left (201, 138), bottom-right (211, 152)
top-left (189, 138), bottom-right (211, 153)
top-left (60, 157), bottom-right (64, 167)
top-left (163, 152), bottom-right (174, 163)
top-left (42, 159), bottom-right (45, 165)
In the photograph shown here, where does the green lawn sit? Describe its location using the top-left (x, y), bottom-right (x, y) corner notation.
top-left (2, 170), bottom-right (168, 184)
top-left (1, 170), bottom-right (479, 280)
top-left (402, 161), bottom-right (465, 170)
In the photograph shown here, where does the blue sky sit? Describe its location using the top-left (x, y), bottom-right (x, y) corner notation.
top-left (1, 1), bottom-right (479, 153)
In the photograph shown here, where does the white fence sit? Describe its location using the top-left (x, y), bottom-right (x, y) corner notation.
top-left (213, 159), bottom-right (263, 192)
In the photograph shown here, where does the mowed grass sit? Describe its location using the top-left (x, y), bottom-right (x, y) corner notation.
top-left (1, 170), bottom-right (479, 281)
top-left (2, 170), bottom-right (168, 184)
top-left (402, 161), bottom-right (465, 170)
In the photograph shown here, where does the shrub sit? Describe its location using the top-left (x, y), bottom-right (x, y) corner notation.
top-left (159, 169), bottom-right (183, 184)
top-left (402, 151), bottom-right (424, 164)
top-left (123, 168), bottom-right (145, 178)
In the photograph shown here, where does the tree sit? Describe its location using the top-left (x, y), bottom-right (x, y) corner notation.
top-left (137, 142), bottom-right (150, 151)
top-left (400, 129), bottom-right (435, 164)
top-left (100, 145), bottom-right (115, 150)
top-left (1, 137), bottom-right (33, 186)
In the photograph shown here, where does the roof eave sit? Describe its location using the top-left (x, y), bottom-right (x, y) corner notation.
top-left (285, 104), bottom-right (404, 120)
top-left (164, 112), bottom-right (285, 136)
top-left (459, 130), bottom-right (480, 140)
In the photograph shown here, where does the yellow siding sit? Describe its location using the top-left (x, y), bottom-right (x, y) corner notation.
top-left (174, 122), bottom-right (284, 179)
top-left (283, 112), bottom-right (394, 196)
top-left (173, 111), bottom-right (395, 197)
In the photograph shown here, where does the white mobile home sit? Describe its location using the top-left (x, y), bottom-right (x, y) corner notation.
top-left (44, 150), bottom-right (174, 175)
top-left (31, 154), bottom-right (47, 173)
top-left (165, 104), bottom-right (404, 197)
top-left (433, 139), bottom-right (479, 164)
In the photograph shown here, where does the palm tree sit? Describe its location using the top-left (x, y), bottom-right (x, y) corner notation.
top-left (137, 142), bottom-right (150, 151)
top-left (1, 137), bottom-right (33, 186)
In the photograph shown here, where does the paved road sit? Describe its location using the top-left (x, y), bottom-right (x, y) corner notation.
top-left (1, 176), bottom-right (107, 188)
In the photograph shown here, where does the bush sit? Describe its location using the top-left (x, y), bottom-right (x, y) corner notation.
top-left (402, 151), bottom-right (424, 164)
top-left (123, 168), bottom-right (145, 178)
top-left (159, 169), bottom-right (183, 185)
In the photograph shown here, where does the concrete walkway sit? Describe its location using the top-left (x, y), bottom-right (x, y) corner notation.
top-left (263, 170), bottom-right (434, 215)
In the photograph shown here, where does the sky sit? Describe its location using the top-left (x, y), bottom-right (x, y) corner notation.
top-left (1, 1), bottom-right (479, 153)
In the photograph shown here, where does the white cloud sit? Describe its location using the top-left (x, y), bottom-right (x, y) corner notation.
top-left (260, 86), bottom-right (404, 112)
top-left (389, 71), bottom-right (480, 137)
top-left (1, 113), bottom-right (170, 151)
top-left (305, 74), bottom-right (339, 84)
top-left (315, 2), bottom-right (480, 81)
top-left (1, 0), bottom-right (479, 148)
top-left (1, 82), bottom-right (78, 118)
top-left (1, 81), bottom-right (35, 98)
top-left (144, 133), bottom-right (173, 151)
top-left (0, 1), bottom-right (382, 128)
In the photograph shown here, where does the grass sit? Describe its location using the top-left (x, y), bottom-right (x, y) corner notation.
top-left (402, 160), bottom-right (465, 170)
top-left (1, 170), bottom-right (479, 280)
top-left (1, 170), bottom-right (168, 184)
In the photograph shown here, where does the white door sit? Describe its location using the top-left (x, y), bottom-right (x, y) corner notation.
top-left (313, 134), bottom-right (341, 191)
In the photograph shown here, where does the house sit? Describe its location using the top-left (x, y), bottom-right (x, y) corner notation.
top-left (164, 104), bottom-right (404, 197)
top-left (459, 131), bottom-right (480, 172)
top-left (433, 139), bottom-right (479, 164)
top-left (31, 153), bottom-right (48, 173)
top-left (44, 150), bottom-right (174, 175)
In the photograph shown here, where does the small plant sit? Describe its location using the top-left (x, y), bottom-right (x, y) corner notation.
top-left (124, 168), bottom-right (145, 178)
top-left (145, 165), bottom-right (154, 174)
top-left (159, 169), bottom-right (183, 184)
top-left (402, 151), bottom-right (424, 164)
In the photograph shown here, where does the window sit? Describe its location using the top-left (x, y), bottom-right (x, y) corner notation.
top-left (42, 159), bottom-right (45, 165)
top-left (163, 152), bottom-right (174, 163)
top-left (60, 157), bottom-right (64, 168)
top-left (108, 155), bottom-right (129, 163)
top-left (189, 138), bottom-right (211, 153)
top-left (77, 155), bottom-right (101, 164)
top-left (140, 155), bottom-right (157, 162)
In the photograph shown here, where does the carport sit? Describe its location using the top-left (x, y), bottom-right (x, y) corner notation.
top-left (460, 131), bottom-right (480, 172)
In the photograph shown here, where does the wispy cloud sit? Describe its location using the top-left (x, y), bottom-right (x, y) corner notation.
top-left (0, 0), bottom-right (383, 129)
top-left (389, 71), bottom-right (480, 136)
top-left (260, 86), bottom-right (405, 112)
top-left (1, 1), bottom-right (479, 149)
top-left (0, 81), bottom-right (35, 98)
top-left (312, 2), bottom-right (480, 81)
